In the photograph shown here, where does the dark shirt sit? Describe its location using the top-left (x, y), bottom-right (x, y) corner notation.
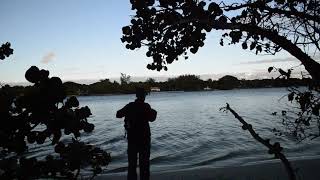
top-left (117, 99), bottom-right (156, 143)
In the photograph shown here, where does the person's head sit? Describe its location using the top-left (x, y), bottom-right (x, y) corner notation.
top-left (135, 87), bottom-right (147, 101)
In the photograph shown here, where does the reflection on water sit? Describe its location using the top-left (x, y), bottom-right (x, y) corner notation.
top-left (28, 88), bottom-right (320, 173)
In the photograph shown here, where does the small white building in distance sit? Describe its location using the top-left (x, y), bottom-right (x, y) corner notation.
top-left (150, 87), bottom-right (160, 92)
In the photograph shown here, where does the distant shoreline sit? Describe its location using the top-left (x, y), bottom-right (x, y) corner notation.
top-left (71, 86), bottom-right (295, 97)
top-left (6, 76), bottom-right (311, 97)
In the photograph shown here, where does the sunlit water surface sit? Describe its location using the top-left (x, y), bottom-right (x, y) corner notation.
top-left (28, 88), bottom-right (320, 173)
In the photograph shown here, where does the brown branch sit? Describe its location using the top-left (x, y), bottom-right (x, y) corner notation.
top-left (223, 103), bottom-right (296, 180)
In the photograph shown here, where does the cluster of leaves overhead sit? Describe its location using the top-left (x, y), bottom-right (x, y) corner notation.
top-left (0, 42), bottom-right (13, 60)
top-left (0, 66), bottom-right (110, 179)
top-left (122, 0), bottom-right (319, 72)
top-left (122, 0), bottom-right (214, 71)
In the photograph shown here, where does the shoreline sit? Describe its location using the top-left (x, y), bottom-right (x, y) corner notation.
top-left (73, 87), bottom-right (292, 97)
top-left (96, 156), bottom-right (320, 180)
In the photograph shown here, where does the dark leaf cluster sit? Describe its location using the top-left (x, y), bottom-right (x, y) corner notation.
top-left (0, 42), bottom-right (13, 60)
top-left (0, 66), bottom-right (111, 179)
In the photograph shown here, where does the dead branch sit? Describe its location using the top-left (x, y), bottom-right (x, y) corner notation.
top-left (222, 103), bottom-right (296, 180)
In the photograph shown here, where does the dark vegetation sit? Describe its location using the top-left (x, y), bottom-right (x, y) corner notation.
top-left (65, 75), bottom-right (311, 94)
top-left (6, 74), bottom-right (312, 96)
top-left (0, 43), bottom-right (110, 179)
top-left (122, 0), bottom-right (319, 180)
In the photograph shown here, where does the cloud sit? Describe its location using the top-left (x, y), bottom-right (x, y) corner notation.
top-left (240, 57), bottom-right (296, 65)
top-left (41, 52), bottom-right (56, 64)
top-left (240, 54), bottom-right (320, 65)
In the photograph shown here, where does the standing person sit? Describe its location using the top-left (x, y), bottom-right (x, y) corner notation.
top-left (116, 87), bottom-right (157, 180)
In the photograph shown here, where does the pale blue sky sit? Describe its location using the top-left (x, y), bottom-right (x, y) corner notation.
top-left (0, 0), bottom-right (302, 83)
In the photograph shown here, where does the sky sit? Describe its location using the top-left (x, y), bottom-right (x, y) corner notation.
top-left (0, 0), bottom-right (314, 84)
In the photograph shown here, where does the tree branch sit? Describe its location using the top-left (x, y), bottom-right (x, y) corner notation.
top-left (224, 1), bottom-right (320, 24)
top-left (223, 103), bottom-right (296, 180)
top-left (211, 21), bottom-right (320, 82)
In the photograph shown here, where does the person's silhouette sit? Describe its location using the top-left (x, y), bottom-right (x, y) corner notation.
top-left (116, 87), bottom-right (157, 180)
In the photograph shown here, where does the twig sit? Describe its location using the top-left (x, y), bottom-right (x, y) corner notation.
top-left (222, 103), bottom-right (296, 180)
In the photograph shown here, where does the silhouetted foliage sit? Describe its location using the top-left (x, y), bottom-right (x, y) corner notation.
top-left (122, 0), bottom-right (320, 81)
top-left (167, 74), bottom-right (204, 91)
top-left (268, 67), bottom-right (320, 141)
top-left (0, 66), bottom-right (111, 179)
top-left (120, 73), bottom-right (131, 85)
top-left (0, 42), bottom-right (13, 60)
top-left (145, 77), bottom-right (156, 85)
top-left (217, 75), bottom-right (240, 90)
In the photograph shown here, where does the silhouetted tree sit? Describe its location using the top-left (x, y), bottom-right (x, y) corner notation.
top-left (168, 74), bottom-right (204, 91)
top-left (122, 0), bottom-right (320, 81)
top-left (145, 77), bottom-right (156, 85)
top-left (120, 73), bottom-right (131, 85)
top-left (217, 75), bottom-right (240, 90)
top-left (121, 1), bottom-right (320, 179)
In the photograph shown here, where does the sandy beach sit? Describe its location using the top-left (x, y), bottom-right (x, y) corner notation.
top-left (96, 156), bottom-right (320, 180)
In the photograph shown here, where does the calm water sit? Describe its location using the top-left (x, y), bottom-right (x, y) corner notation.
top-left (28, 88), bottom-right (320, 173)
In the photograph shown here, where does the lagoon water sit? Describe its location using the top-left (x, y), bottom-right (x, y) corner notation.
top-left (28, 88), bottom-right (320, 173)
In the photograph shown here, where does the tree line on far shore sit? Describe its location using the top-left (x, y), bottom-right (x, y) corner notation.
top-left (5, 74), bottom-right (312, 96)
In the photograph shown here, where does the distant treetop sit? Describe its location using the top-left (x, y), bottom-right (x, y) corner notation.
top-left (218, 75), bottom-right (239, 82)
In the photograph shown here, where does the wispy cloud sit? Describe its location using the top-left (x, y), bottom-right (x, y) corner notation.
top-left (41, 52), bottom-right (56, 64)
top-left (240, 54), bottom-right (320, 65)
top-left (240, 57), bottom-right (296, 65)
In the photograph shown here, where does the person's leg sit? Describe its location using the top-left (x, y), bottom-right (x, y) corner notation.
top-left (127, 142), bottom-right (138, 180)
top-left (139, 142), bottom-right (150, 180)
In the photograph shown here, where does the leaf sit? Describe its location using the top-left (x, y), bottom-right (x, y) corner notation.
top-left (242, 42), bottom-right (247, 49)
top-left (255, 45), bottom-right (262, 54)
top-left (268, 67), bottom-right (273, 73)
top-left (219, 39), bottom-right (224, 46)
top-left (250, 42), bottom-right (256, 50)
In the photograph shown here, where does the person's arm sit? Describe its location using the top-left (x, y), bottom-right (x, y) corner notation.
top-left (146, 103), bottom-right (157, 122)
top-left (116, 104), bottom-right (128, 118)
top-left (149, 108), bottom-right (157, 122)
